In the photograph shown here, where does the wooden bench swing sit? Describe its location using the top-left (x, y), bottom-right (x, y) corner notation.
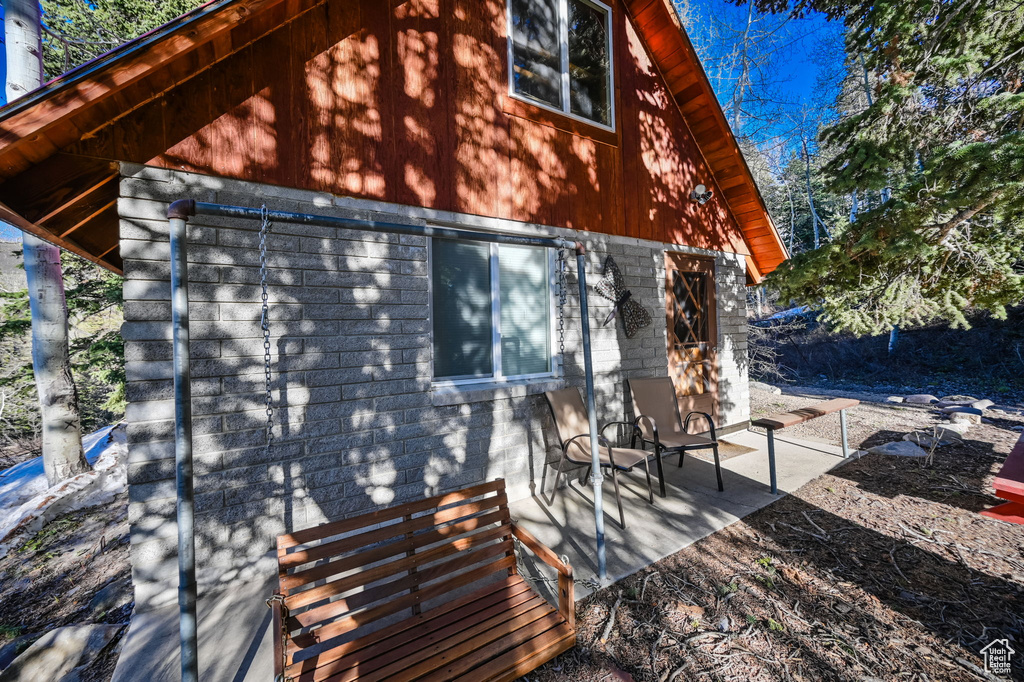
top-left (751, 398), bottom-right (860, 494)
top-left (269, 479), bottom-right (575, 682)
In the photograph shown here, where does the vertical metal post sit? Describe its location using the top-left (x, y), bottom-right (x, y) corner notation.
top-left (574, 246), bottom-right (607, 580)
top-left (766, 428), bottom-right (778, 495)
top-left (840, 409), bottom-right (850, 459)
top-left (169, 205), bottom-right (199, 682)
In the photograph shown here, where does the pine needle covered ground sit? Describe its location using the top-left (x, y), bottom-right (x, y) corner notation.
top-left (531, 388), bottom-right (1024, 682)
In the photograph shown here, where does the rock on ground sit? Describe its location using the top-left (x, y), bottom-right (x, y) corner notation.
top-left (950, 411), bottom-right (983, 425)
top-left (903, 432), bottom-right (955, 448)
top-left (750, 381), bottom-right (782, 395)
top-left (0, 636), bottom-right (38, 673)
top-left (0, 625), bottom-right (123, 682)
top-left (868, 441), bottom-right (930, 458)
top-left (905, 394), bottom-right (939, 405)
top-left (940, 406), bottom-right (983, 415)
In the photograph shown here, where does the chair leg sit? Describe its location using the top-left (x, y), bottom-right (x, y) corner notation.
top-left (643, 455), bottom-right (654, 504)
top-left (655, 446), bottom-right (666, 497)
top-left (548, 451), bottom-right (568, 505)
top-left (609, 466), bottom-right (625, 529)
top-left (678, 449), bottom-right (686, 468)
top-left (712, 444), bottom-right (724, 492)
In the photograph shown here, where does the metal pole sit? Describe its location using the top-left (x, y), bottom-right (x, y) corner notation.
top-left (840, 409), bottom-right (850, 458)
top-left (168, 205), bottom-right (199, 682)
top-left (191, 201), bottom-right (569, 250)
top-left (766, 428), bottom-right (778, 495)
top-left (574, 247), bottom-right (607, 580)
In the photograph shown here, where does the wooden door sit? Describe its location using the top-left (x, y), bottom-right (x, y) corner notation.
top-left (665, 253), bottom-right (718, 425)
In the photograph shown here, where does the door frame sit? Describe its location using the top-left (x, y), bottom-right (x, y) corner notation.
top-left (664, 252), bottom-right (719, 428)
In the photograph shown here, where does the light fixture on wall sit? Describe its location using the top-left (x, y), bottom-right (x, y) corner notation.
top-left (690, 184), bottom-right (714, 205)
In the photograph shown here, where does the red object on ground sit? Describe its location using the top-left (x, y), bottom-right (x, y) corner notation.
top-left (981, 433), bottom-right (1024, 525)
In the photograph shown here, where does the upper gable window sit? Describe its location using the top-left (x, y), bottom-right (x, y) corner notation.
top-left (508, 0), bottom-right (614, 129)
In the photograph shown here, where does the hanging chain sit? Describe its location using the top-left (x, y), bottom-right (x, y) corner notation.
top-left (556, 246), bottom-right (567, 369)
top-left (259, 205), bottom-right (274, 457)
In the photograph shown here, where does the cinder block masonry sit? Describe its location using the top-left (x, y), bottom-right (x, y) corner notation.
top-left (119, 164), bottom-right (750, 610)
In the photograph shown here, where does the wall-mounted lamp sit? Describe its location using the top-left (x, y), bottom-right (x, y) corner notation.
top-left (690, 184), bottom-right (714, 205)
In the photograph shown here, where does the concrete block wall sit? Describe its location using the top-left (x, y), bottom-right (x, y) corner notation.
top-left (119, 164), bottom-right (749, 610)
top-left (712, 252), bottom-right (751, 428)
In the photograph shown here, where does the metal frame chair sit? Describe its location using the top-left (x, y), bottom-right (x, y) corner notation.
top-left (627, 377), bottom-right (723, 497)
top-left (544, 388), bottom-right (655, 529)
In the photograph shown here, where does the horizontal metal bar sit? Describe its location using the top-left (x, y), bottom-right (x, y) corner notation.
top-left (192, 201), bottom-right (575, 250)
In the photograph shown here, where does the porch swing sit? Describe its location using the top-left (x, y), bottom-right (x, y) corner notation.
top-left (166, 199), bottom-right (611, 682)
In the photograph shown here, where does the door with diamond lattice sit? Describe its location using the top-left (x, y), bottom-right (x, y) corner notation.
top-left (665, 253), bottom-right (718, 427)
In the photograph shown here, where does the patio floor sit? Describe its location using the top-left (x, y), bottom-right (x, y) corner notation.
top-left (111, 428), bottom-right (855, 682)
top-left (510, 428), bottom-right (857, 601)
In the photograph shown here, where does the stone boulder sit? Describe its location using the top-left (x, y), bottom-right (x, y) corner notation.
top-left (903, 431), bottom-right (958, 449)
top-left (0, 625), bottom-right (122, 682)
top-left (0, 636), bottom-right (38, 672)
top-left (868, 441), bottom-right (930, 458)
top-left (971, 399), bottom-right (994, 411)
top-left (905, 394), bottom-right (938, 405)
top-left (88, 578), bottom-right (132, 619)
top-left (941, 406), bottom-right (983, 416)
top-left (950, 411), bottom-right (982, 425)
top-left (886, 396), bottom-right (905, 403)
top-left (750, 381), bottom-right (782, 395)
top-left (939, 395), bottom-right (978, 403)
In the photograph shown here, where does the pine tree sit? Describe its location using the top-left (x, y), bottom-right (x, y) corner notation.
top-left (744, 0), bottom-right (1024, 334)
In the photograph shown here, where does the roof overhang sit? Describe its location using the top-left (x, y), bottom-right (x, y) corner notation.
top-left (0, 0), bottom-right (789, 279)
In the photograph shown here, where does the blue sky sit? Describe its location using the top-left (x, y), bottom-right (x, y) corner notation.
top-left (682, 0), bottom-right (845, 149)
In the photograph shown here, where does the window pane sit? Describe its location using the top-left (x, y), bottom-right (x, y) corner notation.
top-left (499, 245), bottom-right (550, 376)
top-left (568, 0), bottom-right (611, 125)
top-left (510, 0), bottom-right (563, 109)
top-left (432, 241), bottom-right (493, 379)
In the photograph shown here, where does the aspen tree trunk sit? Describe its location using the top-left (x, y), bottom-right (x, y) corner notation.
top-left (802, 137), bottom-right (822, 249)
top-left (6, 0), bottom-right (90, 485)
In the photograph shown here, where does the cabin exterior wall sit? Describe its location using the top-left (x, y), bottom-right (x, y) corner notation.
top-left (118, 165), bottom-right (748, 611)
top-left (67, 0), bottom-right (755, 266)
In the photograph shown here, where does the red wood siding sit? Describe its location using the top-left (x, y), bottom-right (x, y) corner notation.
top-left (70, 0), bottom-right (750, 256)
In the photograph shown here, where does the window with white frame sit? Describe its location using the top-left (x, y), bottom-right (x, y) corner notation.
top-left (431, 239), bottom-right (554, 382)
top-left (508, 0), bottom-right (614, 128)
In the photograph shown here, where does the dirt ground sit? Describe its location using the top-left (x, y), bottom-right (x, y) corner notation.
top-left (529, 387), bottom-right (1024, 682)
top-left (0, 493), bottom-right (132, 681)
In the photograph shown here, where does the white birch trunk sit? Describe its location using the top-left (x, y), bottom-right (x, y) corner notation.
top-left (6, 0), bottom-right (90, 485)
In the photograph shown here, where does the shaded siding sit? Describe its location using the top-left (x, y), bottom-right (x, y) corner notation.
top-left (70, 0), bottom-right (750, 257)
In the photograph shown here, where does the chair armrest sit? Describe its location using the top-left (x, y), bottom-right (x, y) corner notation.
top-left (601, 420), bottom-right (643, 443)
top-left (511, 522), bottom-right (575, 630)
top-left (633, 414), bottom-right (661, 447)
top-left (683, 411), bottom-right (717, 441)
top-left (511, 522), bottom-right (572, 577)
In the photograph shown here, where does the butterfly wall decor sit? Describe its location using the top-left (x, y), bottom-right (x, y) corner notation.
top-left (594, 255), bottom-right (652, 338)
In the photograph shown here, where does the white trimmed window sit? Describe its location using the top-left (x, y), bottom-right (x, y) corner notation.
top-left (431, 239), bottom-right (555, 383)
top-left (507, 0), bottom-right (615, 129)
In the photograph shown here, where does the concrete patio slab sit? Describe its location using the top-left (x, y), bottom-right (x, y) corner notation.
top-left (111, 428), bottom-right (852, 682)
top-left (111, 570), bottom-right (275, 682)
top-left (510, 428), bottom-right (855, 600)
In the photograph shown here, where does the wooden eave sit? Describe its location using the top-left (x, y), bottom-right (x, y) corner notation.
top-left (0, 0), bottom-right (309, 273)
top-left (0, 0), bottom-right (788, 279)
top-left (622, 0), bottom-right (789, 283)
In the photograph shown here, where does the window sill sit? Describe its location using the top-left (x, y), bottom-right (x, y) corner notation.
top-left (503, 95), bottom-right (619, 147)
top-left (430, 376), bottom-right (565, 406)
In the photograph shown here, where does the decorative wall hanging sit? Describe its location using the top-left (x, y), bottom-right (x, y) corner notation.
top-left (594, 255), bottom-right (652, 338)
